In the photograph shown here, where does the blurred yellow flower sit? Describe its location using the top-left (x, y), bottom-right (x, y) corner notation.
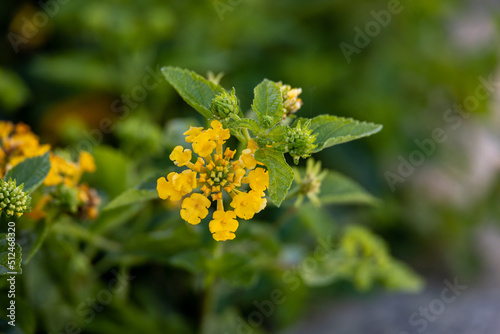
top-left (0, 121), bottom-right (51, 177)
top-left (44, 151), bottom-right (96, 187)
top-left (44, 155), bottom-right (78, 186)
top-left (0, 121), bottom-right (100, 220)
top-left (157, 120), bottom-right (268, 241)
top-left (79, 151), bottom-right (96, 173)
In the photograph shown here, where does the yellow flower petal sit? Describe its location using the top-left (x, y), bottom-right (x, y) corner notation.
top-left (44, 168), bottom-right (64, 186)
top-left (209, 209), bottom-right (239, 241)
top-left (192, 132), bottom-right (217, 157)
top-left (247, 138), bottom-right (258, 153)
top-left (157, 170), bottom-right (197, 202)
top-left (183, 126), bottom-right (203, 143)
top-left (174, 170), bottom-right (197, 193)
top-left (169, 146), bottom-right (192, 166)
top-left (209, 120), bottom-right (230, 142)
top-left (180, 193), bottom-right (211, 225)
top-left (247, 167), bottom-right (269, 192)
top-left (230, 190), bottom-right (266, 220)
top-left (157, 175), bottom-right (173, 200)
top-left (0, 122), bottom-right (13, 138)
top-left (79, 151), bottom-right (96, 173)
top-left (239, 149), bottom-right (257, 169)
top-left (44, 155), bottom-right (79, 186)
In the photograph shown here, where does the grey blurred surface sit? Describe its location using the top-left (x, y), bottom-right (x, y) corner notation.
top-left (284, 286), bottom-right (500, 334)
top-left (284, 226), bottom-right (500, 334)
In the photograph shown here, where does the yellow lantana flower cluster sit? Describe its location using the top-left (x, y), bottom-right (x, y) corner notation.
top-left (44, 151), bottom-right (96, 187)
top-left (0, 121), bottom-right (51, 177)
top-left (35, 152), bottom-right (100, 220)
top-left (157, 120), bottom-right (269, 241)
top-left (0, 121), bottom-right (100, 220)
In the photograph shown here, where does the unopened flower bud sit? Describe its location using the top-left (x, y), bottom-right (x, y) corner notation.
top-left (210, 88), bottom-right (240, 121)
top-left (293, 159), bottom-right (327, 207)
top-left (277, 82), bottom-right (303, 121)
top-left (285, 120), bottom-right (318, 164)
top-left (0, 179), bottom-right (31, 217)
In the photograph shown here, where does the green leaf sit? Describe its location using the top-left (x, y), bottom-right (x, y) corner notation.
top-left (103, 170), bottom-right (171, 211)
top-left (227, 118), bottom-right (261, 134)
top-left (297, 115), bottom-right (382, 153)
top-left (4, 152), bottom-right (50, 193)
top-left (300, 226), bottom-right (423, 292)
top-left (0, 67), bottom-right (30, 112)
top-left (30, 53), bottom-right (114, 90)
top-left (300, 250), bottom-right (354, 287)
top-left (0, 233), bottom-right (22, 275)
top-left (162, 66), bottom-right (224, 119)
top-left (212, 253), bottom-right (257, 287)
top-left (252, 79), bottom-right (283, 128)
top-left (266, 124), bottom-right (288, 142)
top-left (169, 249), bottom-right (208, 274)
top-left (88, 146), bottom-right (130, 198)
top-left (89, 202), bottom-right (144, 235)
top-left (104, 189), bottom-right (158, 211)
top-left (124, 225), bottom-right (200, 261)
top-left (255, 147), bottom-right (294, 207)
top-left (298, 205), bottom-right (338, 239)
top-left (319, 171), bottom-right (377, 205)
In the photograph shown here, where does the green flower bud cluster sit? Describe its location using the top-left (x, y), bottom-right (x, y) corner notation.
top-left (210, 88), bottom-right (240, 122)
top-left (284, 120), bottom-right (318, 164)
top-left (0, 179), bottom-right (31, 217)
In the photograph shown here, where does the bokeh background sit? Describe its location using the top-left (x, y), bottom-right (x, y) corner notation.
top-left (1, 0), bottom-right (500, 333)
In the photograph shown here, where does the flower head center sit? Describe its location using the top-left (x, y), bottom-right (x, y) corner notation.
top-left (157, 120), bottom-right (269, 241)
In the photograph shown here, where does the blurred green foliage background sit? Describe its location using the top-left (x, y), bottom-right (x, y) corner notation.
top-left (1, 0), bottom-right (500, 333)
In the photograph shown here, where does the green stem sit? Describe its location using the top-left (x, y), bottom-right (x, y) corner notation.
top-left (242, 128), bottom-right (251, 141)
top-left (231, 130), bottom-right (246, 144)
top-left (284, 187), bottom-right (301, 201)
top-left (23, 218), bottom-right (50, 264)
top-left (200, 241), bottom-right (225, 334)
top-left (230, 114), bottom-right (250, 146)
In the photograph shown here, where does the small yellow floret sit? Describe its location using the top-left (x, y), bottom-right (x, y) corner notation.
top-left (208, 120), bottom-right (230, 143)
top-left (209, 209), bottom-right (239, 241)
top-left (180, 193), bottom-right (211, 225)
top-left (156, 171), bottom-right (197, 202)
top-left (169, 146), bottom-right (192, 166)
top-left (192, 132), bottom-right (217, 157)
top-left (79, 151), bottom-right (96, 173)
top-left (247, 168), bottom-right (269, 192)
top-left (247, 138), bottom-right (258, 153)
top-left (230, 190), bottom-right (267, 220)
top-left (239, 149), bottom-right (257, 169)
top-left (183, 126), bottom-right (203, 143)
